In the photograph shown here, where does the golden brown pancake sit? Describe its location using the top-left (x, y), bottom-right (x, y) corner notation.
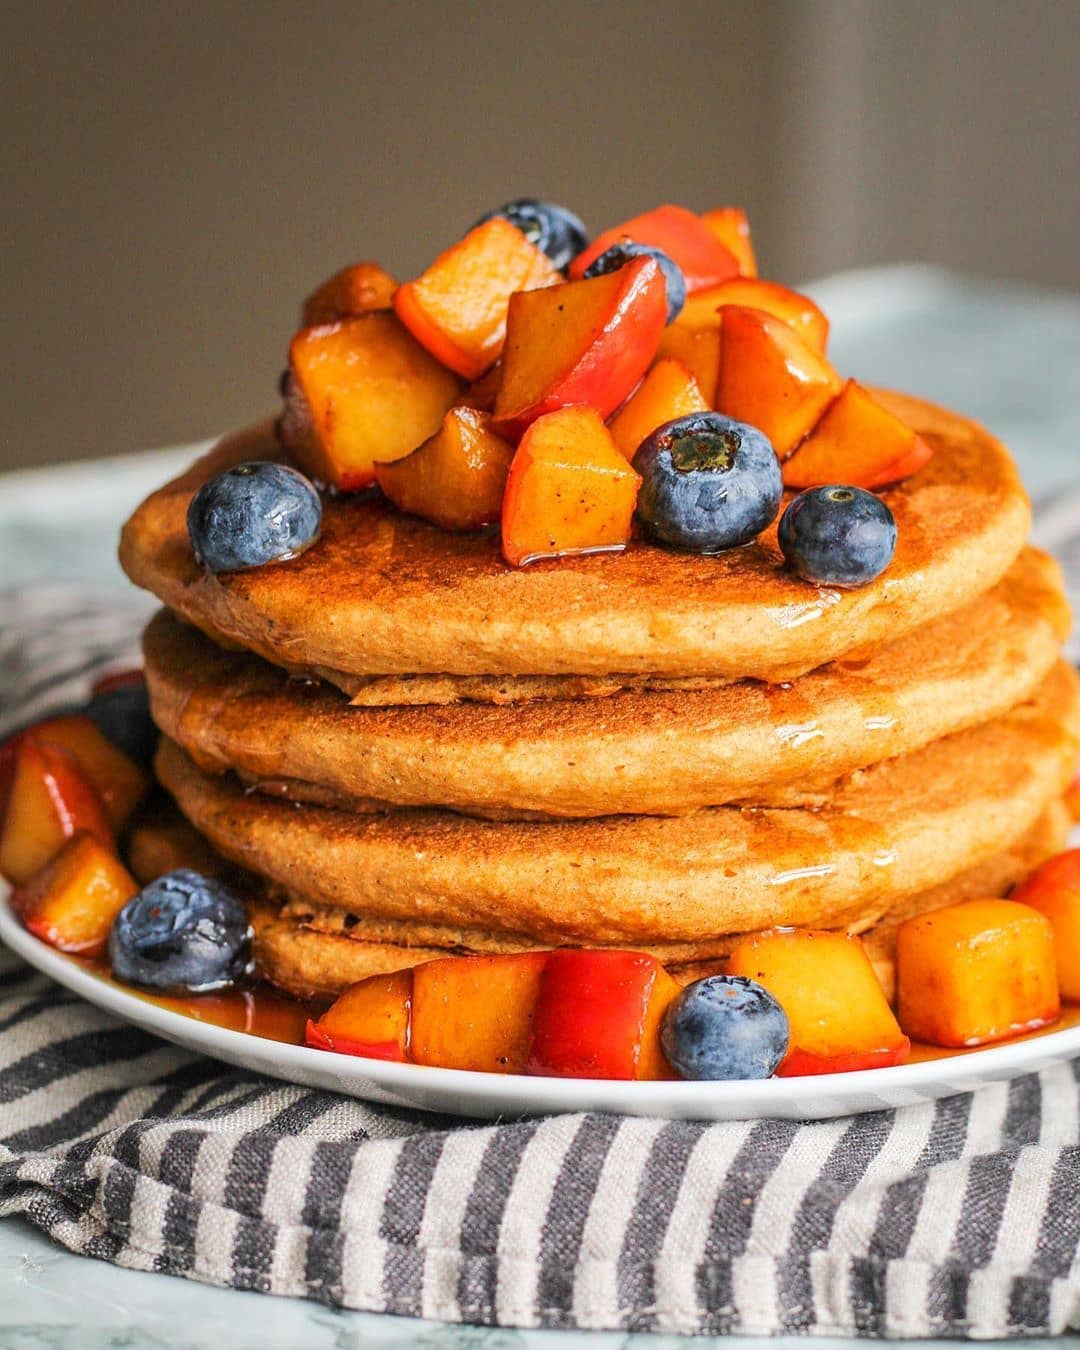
top-left (341, 671), bottom-right (743, 707)
top-left (144, 548), bottom-right (1070, 819)
top-left (671, 798), bottom-right (1074, 992)
top-left (860, 798), bottom-right (1074, 1001)
top-left (155, 660), bottom-right (1080, 954)
top-left (244, 802), bottom-right (1072, 1001)
top-left (119, 392), bottom-right (1030, 690)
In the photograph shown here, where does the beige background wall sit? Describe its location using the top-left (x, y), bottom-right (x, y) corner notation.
top-left (2, 0), bottom-right (1077, 472)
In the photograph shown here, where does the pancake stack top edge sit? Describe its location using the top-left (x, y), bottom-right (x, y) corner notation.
top-left (120, 392), bottom-right (1032, 688)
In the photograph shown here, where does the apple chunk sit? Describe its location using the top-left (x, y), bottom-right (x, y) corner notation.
top-left (375, 406), bottom-right (514, 531)
top-left (305, 969), bottom-right (413, 1060)
top-left (493, 257), bottom-right (667, 439)
top-left (716, 305), bottom-right (842, 457)
top-left (528, 949), bottom-right (679, 1080)
top-left (501, 407), bottom-right (641, 567)
top-left (12, 832), bottom-right (138, 956)
top-left (411, 952), bottom-right (549, 1073)
top-left (394, 217), bottom-right (562, 380)
top-left (782, 380), bottom-right (934, 488)
top-left (283, 312), bottom-right (462, 491)
top-left (609, 358), bottom-right (709, 459)
top-left (727, 929), bottom-right (910, 1075)
top-left (896, 899), bottom-right (1059, 1047)
top-left (700, 207), bottom-right (757, 277)
top-left (569, 204), bottom-right (740, 292)
top-left (301, 261), bottom-right (398, 326)
top-left (0, 738), bottom-right (113, 886)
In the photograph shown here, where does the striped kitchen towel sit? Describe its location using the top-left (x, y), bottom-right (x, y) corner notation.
top-left (1, 562), bottom-right (1080, 1336)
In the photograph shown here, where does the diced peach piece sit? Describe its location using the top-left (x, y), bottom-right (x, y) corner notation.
top-left (1064, 771), bottom-right (1079, 823)
top-left (301, 262), bottom-right (398, 326)
top-left (11, 832), bottom-right (138, 956)
top-left (896, 899), bottom-right (1060, 1047)
top-left (700, 207), bottom-right (758, 277)
top-left (680, 279), bottom-right (829, 353)
top-left (493, 258), bottom-right (668, 439)
top-left (393, 217), bottom-right (562, 379)
top-left (24, 715), bottom-right (149, 832)
top-left (716, 306), bottom-right (842, 457)
top-left (0, 739), bottom-right (113, 886)
top-left (727, 929), bottom-right (910, 1075)
top-left (782, 380), bottom-right (934, 488)
top-left (655, 325), bottom-right (723, 405)
top-left (455, 363), bottom-right (502, 413)
top-left (501, 407), bottom-right (641, 567)
top-left (637, 963), bottom-right (683, 1080)
top-left (609, 358), bottom-right (709, 459)
top-left (569, 204), bottom-right (740, 292)
top-left (1011, 851), bottom-right (1080, 1002)
top-left (410, 952), bottom-right (549, 1073)
top-left (285, 312), bottom-right (462, 491)
top-left (674, 291), bottom-right (732, 329)
top-left (305, 969), bottom-right (412, 1061)
top-left (374, 406), bottom-right (514, 531)
top-left (528, 949), bottom-right (679, 1079)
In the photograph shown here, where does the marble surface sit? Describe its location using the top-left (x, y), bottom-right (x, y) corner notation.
top-left (1, 265), bottom-right (1078, 1346)
top-left (1, 1217), bottom-right (1077, 1349)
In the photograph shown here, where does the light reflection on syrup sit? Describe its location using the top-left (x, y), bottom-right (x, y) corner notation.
top-left (773, 590), bottom-right (842, 630)
top-left (768, 863), bottom-right (837, 887)
top-left (774, 722), bottom-right (825, 749)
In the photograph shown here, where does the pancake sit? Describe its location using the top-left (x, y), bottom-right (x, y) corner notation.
top-left (341, 671), bottom-right (743, 707)
top-left (245, 803), bottom-right (1072, 1001)
top-left (860, 801), bottom-right (1074, 1001)
top-left (144, 548), bottom-right (1070, 819)
top-left (119, 391), bottom-right (1031, 690)
top-left (671, 798), bottom-right (1074, 994)
top-left (155, 660), bottom-right (1080, 951)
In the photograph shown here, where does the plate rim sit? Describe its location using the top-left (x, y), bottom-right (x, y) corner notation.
top-left (3, 888), bottom-right (1079, 1119)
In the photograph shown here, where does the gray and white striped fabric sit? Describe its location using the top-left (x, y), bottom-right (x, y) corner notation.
top-left (2, 503), bottom-right (1080, 1337)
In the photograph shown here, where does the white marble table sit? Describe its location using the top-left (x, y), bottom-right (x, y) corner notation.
top-left (1, 266), bottom-right (1078, 1346)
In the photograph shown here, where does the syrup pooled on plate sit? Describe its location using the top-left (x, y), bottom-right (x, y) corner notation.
top-left (84, 958), bottom-right (315, 1044)
top-left (907, 1003), bottom-right (1080, 1064)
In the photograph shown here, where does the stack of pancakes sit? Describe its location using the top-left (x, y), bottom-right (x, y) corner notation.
top-left (120, 390), bottom-right (1080, 1002)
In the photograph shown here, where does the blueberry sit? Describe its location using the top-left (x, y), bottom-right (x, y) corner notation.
top-left (109, 869), bottom-right (253, 994)
top-left (778, 485), bottom-right (897, 587)
top-left (583, 240), bottom-right (686, 324)
top-left (662, 975), bottom-right (790, 1081)
top-left (186, 461), bottom-right (322, 573)
top-left (632, 413), bottom-right (782, 552)
top-left (475, 198), bottom-right (588, 271)
top-left (86, 685), bottom-right (158, 767)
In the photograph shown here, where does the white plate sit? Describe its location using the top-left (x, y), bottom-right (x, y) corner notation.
top-left (4, 885), bottom-right (1079, 1122)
